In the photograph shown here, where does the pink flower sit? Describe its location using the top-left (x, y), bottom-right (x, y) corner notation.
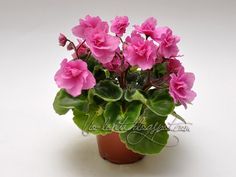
top-left (134, 17), bottom-right (157, 39)
top-left (166, 59), bottom-right (184, 74)
top-left (111, 16), bottom-right (129, 37)
top-left (72, 15), bottom-right (109, 39)
top-left (123, 32), bottom-right (158, 70)
top-left (86, 30), bottom-right (120, 64)
top-left (54, 59), bottom-right (96, 97)
top-left (58, 33), bottom-right (67, 46)
top-left (155, 27), bottom-right (180, 58)
top-left (103, 50), bottom-right (129, 74)
top-left (169, 69), bottom-right (196, 108)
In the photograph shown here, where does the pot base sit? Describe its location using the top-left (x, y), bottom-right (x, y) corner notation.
top-left (97, 133), bottom-right (144, 164)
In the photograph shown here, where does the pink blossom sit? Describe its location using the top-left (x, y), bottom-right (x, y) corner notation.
top-left (54, 59), bottom-right (96, 97)
top-left (58, 33), bottom-right (67, 46)
top-left (166, 59), bottom-right (184, 74)
top-left (86, 29), bottom-right (120, 64)
top-left (72, 15), bottom-right (109, 39)
top-left (111, 16), bottom-right (129, 37)
top-left (155, 27), bottom-right (180, 58)
top-left (134, 17), bottom-right (158, 39)
top-left (103, 50), bottom-right (129, 74)
top-left (123, 32), bottom-right (157, 70)
top-left (169, 69), bottom-right (196, 108)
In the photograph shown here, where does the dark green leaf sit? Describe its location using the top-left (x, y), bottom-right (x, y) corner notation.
top-left (153, 62), bottom-right (168, 78)
top-left (103, 101), bottom-right (142, 132)
top-left (93, 65), bottom-right (107, 82)
top-left (142, 108), bottom-right (167, 126)
top-left (125, 89), bottom-right (175, 116)
top-left (53, 89), bottom-right (88, 115)
top-left (73, 104), bottom-right (111, 135)
top-left (124, 89), bottom-right (147, 104)
top-left (146, 89), bottom-right (175, 116)
top-left (94, 80), bottom-right (123, 102)
top-left (120, 120), bottom-right (169, 155)
top-left (87, 56), bottom-right (99, 71)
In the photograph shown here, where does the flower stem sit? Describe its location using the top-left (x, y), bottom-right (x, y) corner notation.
top-left (67, 39), bottom-right (86, 60)
top-left (116, 35), bottom-right (124, 44)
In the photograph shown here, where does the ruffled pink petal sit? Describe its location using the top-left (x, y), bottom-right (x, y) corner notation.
top-left (82, 72), bottom-right (96, 89)
top-left (66, 79), bottom-right (83, 97)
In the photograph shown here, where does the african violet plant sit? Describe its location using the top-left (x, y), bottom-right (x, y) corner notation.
top-left (53, 15), bottom-right (196, 155)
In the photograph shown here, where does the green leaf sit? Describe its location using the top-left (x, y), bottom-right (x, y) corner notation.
top-left (73, 104), bottom-right (111, 135)
top-left (125, 89), bottom-right (175, 116)
top-left (53, 90), bottom-right (69, 115)
top-left (142, 108), bottom-right (167, 126)
top-left (93, 65), bottom-right (107, 82)
top-left (87, 89), bottom-right (106, 106)
top-left (146, 89), bottom-right (175, 116)
top-left (124, 89), bottom-right (147, 104)
top-left (171, 111), bottom-right (186, 124)
top-left (153, 62), bottom-right (168, 78)
top-left (94, 80), bottom-right (123, 102)
top-left (120, 119), bottom-right (169, 155)
top-left (103, 101), bottom-right (142, 132)
top-left (87, 56), bottom-right (99, 72)
top-left (53, 90), bottom-right (88, 115)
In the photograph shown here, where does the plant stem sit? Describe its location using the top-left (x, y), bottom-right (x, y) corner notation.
top-left (115, 52), bottom-right (126, 89)
top-left (66, 39), bottom-right (79, 59)
top-left (116, 35), bottom-right (124, 44)
top-left (76, 40), bottom-right (86, 52)
top-left (67, 39), bottom-right (86, 60)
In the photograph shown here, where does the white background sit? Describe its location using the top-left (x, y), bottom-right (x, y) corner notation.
top-left (1, 0), bottom-right (236, 176)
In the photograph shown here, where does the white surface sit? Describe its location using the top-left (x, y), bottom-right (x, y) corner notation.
top-left (1, 0), bottom-right (236, 176)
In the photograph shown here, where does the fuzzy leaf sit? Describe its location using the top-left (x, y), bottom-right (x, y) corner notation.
top-left (53, 89), bottom-right (88, 115)
top-left (124, 89), bottom-right (147, 104)
top-left (120, 117), bottom-right (169, 155)
top-left (73, 104), bottom-right (111, 135)
top-left (153, 62), bottom-right (168, 78)
top-left (103, 101), bottom-right (142, 132)
top-left (146, 89), bottom-right (175, 116)
top-left (94, 80), bottom-right (123, 102)
top-left (125, 89), bottom-right (175, 116)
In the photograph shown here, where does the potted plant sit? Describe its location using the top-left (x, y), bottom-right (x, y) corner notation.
top-left (53, 15), bottom-right (196, 164)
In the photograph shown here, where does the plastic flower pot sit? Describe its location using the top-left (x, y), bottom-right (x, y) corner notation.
top-left (96, 132), bottom-right (144, 164)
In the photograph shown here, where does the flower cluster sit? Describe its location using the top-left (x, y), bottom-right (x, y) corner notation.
top-left (54, 15), bottom-right (196, 109)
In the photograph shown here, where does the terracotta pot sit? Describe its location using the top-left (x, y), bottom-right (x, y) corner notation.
top-left (96, 132), bottom-right (144, 164)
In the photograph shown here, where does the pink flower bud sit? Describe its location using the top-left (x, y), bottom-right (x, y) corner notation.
top-left (58, 33), bottom-right (67, 47)
top-left (67, 43), bottom-right (74, 50)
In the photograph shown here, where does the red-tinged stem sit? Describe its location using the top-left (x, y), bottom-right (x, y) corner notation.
top-left (116, 35), bottom-right (124, 44)
top-left (115, 51), bottom-right (122, 60)
top-left (76, 40), bottom-right (86, 53)
top-left (115, 52), bottom-right (128, 89)
top-left (66, 39), bottom-right (86, 60)
top-left (66, 39), bottom-right (79, 59)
